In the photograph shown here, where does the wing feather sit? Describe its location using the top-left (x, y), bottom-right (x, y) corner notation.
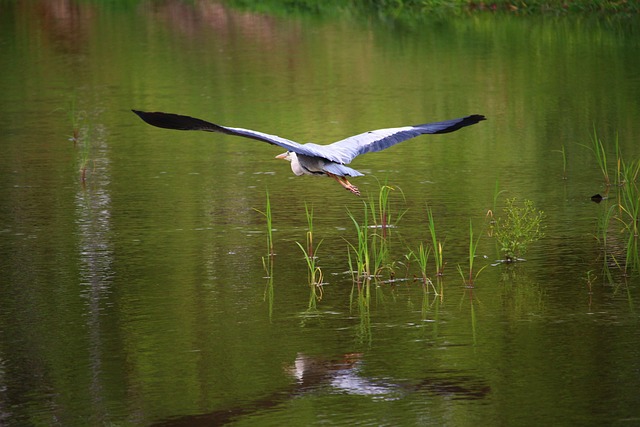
top-left (326, 114), bottom-right (486, 164)
top-left (132, 111), bottom-right (485, 166)
top-left (131, 110), bottom-right (340, 161)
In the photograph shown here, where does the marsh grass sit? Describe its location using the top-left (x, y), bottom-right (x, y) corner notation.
top-left (591, 127), bottom-right (610, 186)
top-left (617, 163), bottom-right (640, 274)
top-left (347, 184), bottom-right (406, 285)
top-left (296, 203), bottom-right (324, 309)
top-left (589, 131), bottom-right (640, 275)
top-left (347, 206), bottom-right (369, 277)
top-left (262, 255), bottom-right (274, 319)
top-left (457, 220), bottom-right (488, 287)
top-left (254, 190), bottom-right (274, 256)
top-left (426, 206), bottom-right (445, 276)
top-left (553, 145), bottom-right (568, 180)
top-left (486, 180), bottom-right (506, 238)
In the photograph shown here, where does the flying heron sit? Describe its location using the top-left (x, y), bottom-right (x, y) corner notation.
top-left (132, 110), bottom-right (486, 196)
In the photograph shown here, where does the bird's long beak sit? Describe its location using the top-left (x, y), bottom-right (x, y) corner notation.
top-left (275, 152), bottom-right (288, 159)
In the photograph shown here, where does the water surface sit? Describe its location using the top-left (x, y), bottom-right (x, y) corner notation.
top-left (1, 1), bottom-right (640, 425)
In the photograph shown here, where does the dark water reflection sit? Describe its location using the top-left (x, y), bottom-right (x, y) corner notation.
top-left (1, 0), bottom-right (640, 425)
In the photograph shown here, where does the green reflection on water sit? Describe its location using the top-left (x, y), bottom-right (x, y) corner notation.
top-left (1, 1), bottom-right (639, 425)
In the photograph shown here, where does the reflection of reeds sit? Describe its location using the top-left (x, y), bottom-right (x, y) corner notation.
top-left (262, 255), bottom-right (274, 320)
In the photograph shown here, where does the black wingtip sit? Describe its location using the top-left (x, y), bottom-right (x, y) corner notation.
top-left (430, 114), bottom-right (487, 134)
top-left (132, 110), bottom-right (222, 132)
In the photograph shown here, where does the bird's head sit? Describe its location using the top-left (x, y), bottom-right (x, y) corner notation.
top-left (275, 151), bottom-right (295, 162)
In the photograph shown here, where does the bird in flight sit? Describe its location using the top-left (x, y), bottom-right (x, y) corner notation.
top-left (132, 110), bottom-right (485, 196)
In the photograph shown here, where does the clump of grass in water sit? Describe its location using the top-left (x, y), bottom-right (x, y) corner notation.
top-left (409, 242), bottom-right (439, 295)
top-left (493, 198), bottom-right (545, 263)
top-left (457, 219), bottom-right (488, 287)
top-left (581, 127), bottom-right (610, 186)
top-left (296, 203), bottom-right (324, 309)
top-left (347, 203), bottom-right (372, 284)
top-left (617, 160), bottom-right (640, 274)
top-left (426, 206), bottom-right (445, 276)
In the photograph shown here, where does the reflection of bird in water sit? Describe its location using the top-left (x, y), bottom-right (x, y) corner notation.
top-left (133, 110), bottom-right (486, 196)
top-left (288, 353), bottom-right (400, 399)
top-left (287, 353), bottom-right (490, 400)
top-left (151, 352), bottom-right (490, 426)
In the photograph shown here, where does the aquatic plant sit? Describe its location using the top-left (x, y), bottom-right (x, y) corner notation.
top-left (409, 243), bottom-right (439, 295)
top-left (493, 198), bottom-right (545, 262)
top-left (617, 161), bottom-right (640, 274)
top-left (254, 190), bottom-right (274, 256)
top-left (586, 127), bottom-right (611, 186)
top-left (347, 184), bottom-right (406, 283)
top-left (347, 204), bottom-right (372, 283)
top-left (485, 181), bottom-right (506, 238)
top-left (457, 219), bottom-right (488, 286)
top-left (426, 206), bottom-right (445, 276)
top-left (262, 255), bottom-right (274, 320)
top-left (371, 183), bottom-right (406, 236)
top-left (553, 144), bottom-right (568, 180)
top-left (296, 203), bottom-right (324, 309)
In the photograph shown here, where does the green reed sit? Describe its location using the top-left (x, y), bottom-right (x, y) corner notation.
top-left (296, 203), bottom-right (324, 309)
top-left (347, 204), bottom-right (372, 283)
top-left (457, 219), bottom-right (487, 286)
top-left (553, 144), bottom-right (568, 180)
top-left (617, 161), bottom-right (640, 273)
top-left (371, 183), bottom-right (406, 238)
top-left (254, 190), bottom-right (274, 256)
top-left (409, 243), bottom-right (439, 295)
top-left (262, 255), bottom-right (274, 320)
top-left (426, 206), bottom-right (444, 276)
top-left (587, 127), bottom-right (611, 186)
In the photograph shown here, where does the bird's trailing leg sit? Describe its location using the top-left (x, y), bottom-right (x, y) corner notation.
top-left (327, 173), bottom-right (360, 196)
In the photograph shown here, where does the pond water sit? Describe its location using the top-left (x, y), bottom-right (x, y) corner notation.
top-left (1, 1), bottom-right (640, 425)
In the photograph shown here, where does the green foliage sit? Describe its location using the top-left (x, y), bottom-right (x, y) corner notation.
top-left (296, 203), bottom-right (324, 309)
top-left (226, 0), bottom-right (640, 17)
top-left (493, 198), bottom-right (545, 262)
top-left (457, 219), bottom-right (488, 285)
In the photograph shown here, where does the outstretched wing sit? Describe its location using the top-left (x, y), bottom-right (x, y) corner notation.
top-left (324, 114), bottom-right (486, 164)
top-left (132, 110), bottom-right (343, 162)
